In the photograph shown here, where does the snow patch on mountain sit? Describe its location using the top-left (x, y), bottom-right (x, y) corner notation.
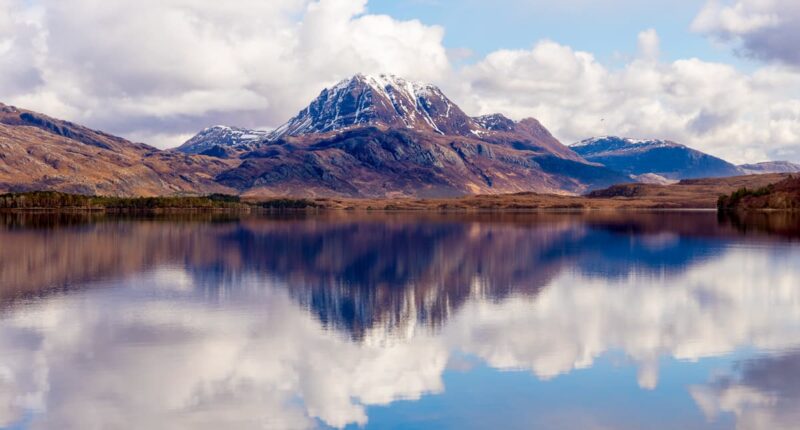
top-left (571, 136), bottom-right (743, 180)
top-left (474, 114), bottom-right (516, 132)
top-left (739, 161), bottom-right (800, 174)
top-left (180, 75), bottom-right (573, 156)
top-left (177, 125), bottom-right (269, 154)
top-left (268, 74), bottom-right (478, 140)
top-left (571, 136), bottom-right (681, 154)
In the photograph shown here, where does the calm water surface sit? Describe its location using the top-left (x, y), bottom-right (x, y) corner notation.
top-left (1, 211), bottom-right (799, 429)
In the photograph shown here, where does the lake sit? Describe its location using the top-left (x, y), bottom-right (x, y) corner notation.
top-left (1, 211), bottom-right (799, 429)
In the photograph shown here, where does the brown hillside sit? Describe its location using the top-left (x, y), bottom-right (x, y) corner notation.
top-left (0, 103), bottom-right (235, 196)
top-left (278, 174), bottom-right (792, 210)
top-left (718, 175), bottom-right (800, 210)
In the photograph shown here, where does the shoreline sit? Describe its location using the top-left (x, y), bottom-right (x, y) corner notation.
top-left (0, 207), bottom-right (724, 213)
top-left (0, 204), bottom-right (790, 214)
top-left (1, 173), bottom-right (795, 213)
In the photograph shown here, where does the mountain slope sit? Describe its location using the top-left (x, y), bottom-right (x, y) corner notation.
top-left (189, 74), bottom-right (629, 197)
top-left (718, 175), bottom-right (800, 210)
top-left (180, 74), bottom-right (576, 159)
top-left (217, 126), bottom-right (627, 198)
top-left (0, 103), bottom-right (234, 196)
top-left (571, 136), bottom-right (742, 180)
top-left (176, 125), bottom-right (268, 156)
top-left (271, 74), bottom-right (476, 138)
top-left (739, 161), bottom-right (800, 174)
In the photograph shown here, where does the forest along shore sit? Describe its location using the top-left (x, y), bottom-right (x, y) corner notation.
top-left (718, 175), bottom-right (800, 210)
top-left (0, 173), bottom-right (793, 212)
top-left (0, 192), bottom-right (317, 212)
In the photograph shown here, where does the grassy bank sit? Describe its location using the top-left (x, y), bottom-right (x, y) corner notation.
top-left (3, 174), bottom-right (794, 213)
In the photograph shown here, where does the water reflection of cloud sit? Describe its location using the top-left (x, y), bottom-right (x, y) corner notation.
top-left (690, 352), bottom-right (800, 430)
top-left (0, 273), bottom-right (448, 429)
top-left (0, 246), bottom-right (798, 428)
top-left (448, 247), bottom-right (800, 388)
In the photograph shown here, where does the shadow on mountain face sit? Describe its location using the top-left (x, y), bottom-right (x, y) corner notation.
top-left (0, 211), bottom-right (794, 338)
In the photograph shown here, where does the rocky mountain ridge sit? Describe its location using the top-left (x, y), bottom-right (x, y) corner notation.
top-left (571, 136), bottom-right (743, 180)
top-left (739, 161), bottom-right (800, 174)
top-left (177, 125), bottom-right (269, 156)
top-left (0, 103), bottom-right (233, 196)
top-left (271, 74), bottom-right (476, 138)
top-left (179, 74), bottom-right (579, 161)
top-left (174, 74), bottom-right (629, 197)
top-left (4, 73), bottom-right (798, 198)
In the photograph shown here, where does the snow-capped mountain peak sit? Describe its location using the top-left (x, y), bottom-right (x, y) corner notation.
top-left (739, 161), bottom-right (800, 174)
top-left (177, 125), bottom-right (269, 154)
top-left (474, 114), bottom-right (516, 132)
top-left (571, 136), bottom-right (679, 150)
top-left (269, 73), bottom-right (478, 139)
top-left (571, 136), bottom-right (742, 180)
top-left (179, 74), bottom-right (581, 162)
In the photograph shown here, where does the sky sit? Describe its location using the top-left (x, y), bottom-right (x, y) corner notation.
top-left (1, 0), bottom-right (800, 163)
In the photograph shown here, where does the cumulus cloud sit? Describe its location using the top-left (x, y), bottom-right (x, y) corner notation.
top-left (456, 31), bottom-right (800, 163)
top-left (0, 0), bottom-right (44, 98)
top-left (637, 28), bottom-right (660, 62)
top-left (1, 0), bottom-right (799, 163)
top-left (692, 0), bottom-right (800, 66)
top-left (0, 0), bottom-right (449, 147)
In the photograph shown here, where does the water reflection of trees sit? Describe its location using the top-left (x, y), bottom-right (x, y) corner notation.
top-left (718, 211), bottom-right (800, 239)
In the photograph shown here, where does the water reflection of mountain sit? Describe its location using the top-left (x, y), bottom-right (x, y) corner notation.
top-left (207, 219), bottom-right (572, 338)
top-left (1, 213), bottom-right (800, 429)
top-left (0, 212), bottom-right (792, 338)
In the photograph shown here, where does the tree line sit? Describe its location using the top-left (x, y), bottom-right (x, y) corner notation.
top-left (0, 191), bottom-right (318, 210)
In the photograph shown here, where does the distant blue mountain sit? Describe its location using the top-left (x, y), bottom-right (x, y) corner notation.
top-left (571, 136), bottom-right (743, 180)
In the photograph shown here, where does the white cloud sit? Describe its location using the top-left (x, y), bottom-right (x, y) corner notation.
top-left (0, 0), bottom-right (449, 147)
top-left (637, 28), bottom-right (660, 62)
top-left (692, 0), bottom-right (800, 66)
top-left (1, 0), bottom-right (799, 163)
top-left (456, 31), bottom-right (800, 163)
top-left (692, 0), bottom-right (781, 35)
top-left (0, 0), bottom-right (45, 98)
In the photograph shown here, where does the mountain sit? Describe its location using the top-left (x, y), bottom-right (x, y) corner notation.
top-left (571, 136), bottom-right (742, 180)
top-left (264, 74), bottom-right (576, 158)
top-left (630, 173), bottom-right (677, 185)
top-left (739, 161), bottom-right (800, 174)
top-left (180, 74), bottom-right (579, 160)
top-left (185, 74), bottom-right (628, 197)
top-left (0, 103), bottom-right (234, 196)
top-left (271, 74), bottom-right (476, 138)
top-left (176, 125), bottom-right (269, 156)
